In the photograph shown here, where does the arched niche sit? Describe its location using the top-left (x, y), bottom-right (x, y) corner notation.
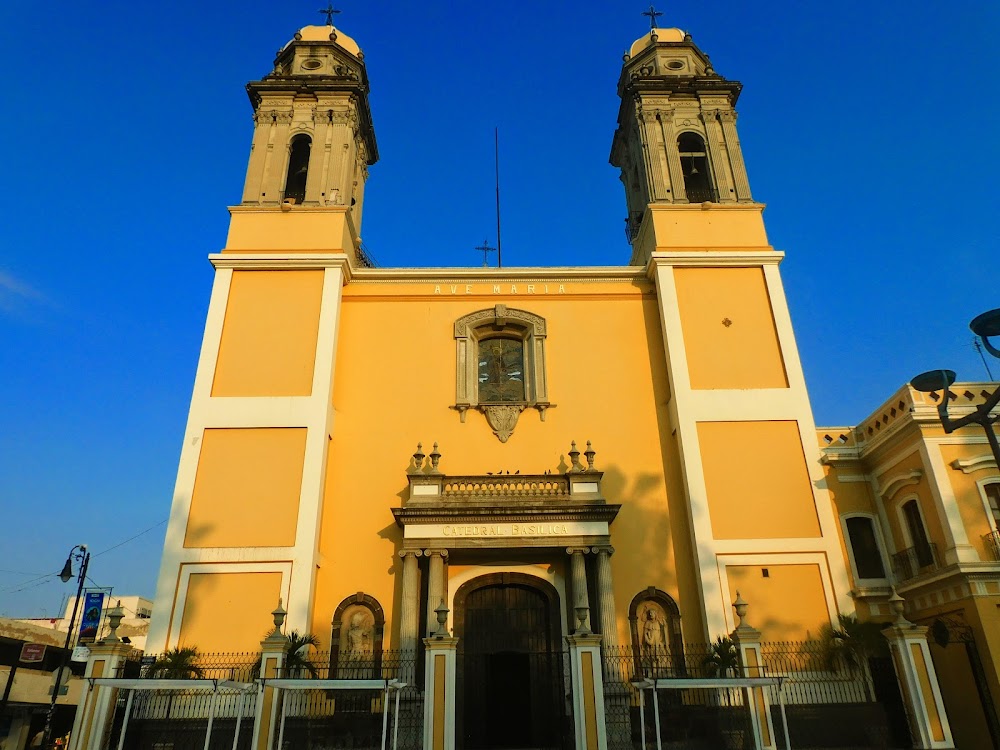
top-left (628, 586), bottom-right (684, 678)
top-left (329, 592), bottom-right (384, 678)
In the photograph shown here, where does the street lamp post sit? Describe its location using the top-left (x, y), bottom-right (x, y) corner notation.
top-left (44, 544), bottom-right (90, 749)
top-left (910, 307), bottom-right (1000, 468)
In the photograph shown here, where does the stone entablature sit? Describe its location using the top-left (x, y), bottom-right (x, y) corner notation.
top-left (393, 443), bottom-right (619, 549)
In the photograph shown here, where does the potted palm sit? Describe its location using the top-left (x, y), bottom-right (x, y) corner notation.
top-left (147, 646), bottom-right (204, 718)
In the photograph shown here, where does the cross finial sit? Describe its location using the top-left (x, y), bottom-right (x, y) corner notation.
top-left (318, 4), bottom-right (340, 26)
top-left (475, 239), bottom-right (498, 268)
top-left (641, 5), bottom-right (663, 31)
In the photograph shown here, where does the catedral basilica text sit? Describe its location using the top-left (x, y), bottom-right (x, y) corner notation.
top-left (64, 14), bottom-right (1000, 750)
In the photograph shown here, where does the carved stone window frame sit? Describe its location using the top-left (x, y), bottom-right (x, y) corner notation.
top-left (454, 304), bottom-right (550, 441)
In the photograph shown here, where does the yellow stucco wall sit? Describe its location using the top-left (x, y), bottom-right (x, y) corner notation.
top-left (673, 267), bottom-right (787, 390)
top-left (314, 282), bottom-right (704, 644)
top-left (212, 270), bottom-right (324, 396)
top-left (185, 428), bottom-right (306, 548)
top-left (940, 444), bottom-right (998, 559)
top-left (726, 563), bottom-right (831, 640)
top-left (178, 571), bottom-right (283, 652)
top-left (699, 421), bottom-right (821, 539)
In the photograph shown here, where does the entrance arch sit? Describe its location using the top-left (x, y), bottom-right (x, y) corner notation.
top-left (453, 572), bottom-right (566, 750)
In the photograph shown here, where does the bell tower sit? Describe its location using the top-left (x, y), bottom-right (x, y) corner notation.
top-left (227, 23), bottom-right (378, 257)
top-left (610, 28), bottom-right (759, 264)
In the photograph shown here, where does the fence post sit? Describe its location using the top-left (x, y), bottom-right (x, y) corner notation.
top-left (422, 635), bottom-right (458, 750)
top-left (250, 601), bottom-right (288, 750)
top-left (884, 594), bottom-right (954, 749)
top-left (67, 641), bottom-right (132, 750)
top-left (730, 593), bottom-right (776, 750)
top-left (566, 621), bottom-right (607, 750)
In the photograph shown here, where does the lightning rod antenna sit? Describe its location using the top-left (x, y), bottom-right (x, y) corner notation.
top-left (495, 127), bottom-right (503, 269)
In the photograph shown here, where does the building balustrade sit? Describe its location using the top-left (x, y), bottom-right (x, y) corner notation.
top-left (891, 543), bottom-right (940, 581)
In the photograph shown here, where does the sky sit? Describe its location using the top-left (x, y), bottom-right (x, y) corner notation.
top-left (1, 1), bottom-right (998, 618)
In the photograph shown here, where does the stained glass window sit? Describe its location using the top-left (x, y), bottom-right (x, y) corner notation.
top-left (478, 338), bottom-right (525, 403)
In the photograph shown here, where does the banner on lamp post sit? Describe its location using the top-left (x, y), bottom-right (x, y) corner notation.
top-left (78, 592), bottom-right (105, 644)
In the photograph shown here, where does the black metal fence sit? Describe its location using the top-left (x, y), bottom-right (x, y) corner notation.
top-left (602, 641), bottom-right (912, 750)
top-left (602, 643), bottom-right (756, 750)
top-left (103, 651), bottom-right (422, 750)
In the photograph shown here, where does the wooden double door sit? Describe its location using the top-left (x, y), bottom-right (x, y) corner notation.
top-left (454, 573), bottom-right (568, 750)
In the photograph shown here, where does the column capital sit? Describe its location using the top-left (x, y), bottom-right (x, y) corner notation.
top-left (594, 545), bottom-right (615, 556)
top-left (423, 548), bottom-right (449, 559)
top-left (398, 548), bottom-right (423, 558)
top-left (566, 546), bottom-right (591, 555)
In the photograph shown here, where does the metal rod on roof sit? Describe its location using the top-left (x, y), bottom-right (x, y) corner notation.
top-left (495, 127), bottom-right (502, 269)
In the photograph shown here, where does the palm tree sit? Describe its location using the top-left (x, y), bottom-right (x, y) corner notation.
top-left (148, 646), bottom-right (205, 679)
top-left (282, 631), bottom-right (320, 678)
top-left (147, 646), bottom-right (204, 718)
top-left (704, 636), bottom-right (740, 678)
top-left (817, 614), bottom-right (887, 700)
top-left (252, 631), bottom-right (321, 678)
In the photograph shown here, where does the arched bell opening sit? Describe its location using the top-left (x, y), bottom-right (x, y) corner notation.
top-left (283, 134), bottom-right (311, 204)
top-left (677, 132), bottom-right (716, 203)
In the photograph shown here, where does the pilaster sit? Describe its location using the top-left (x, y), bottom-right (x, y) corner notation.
top-left (69, 642), bottom-right (132, 750)
top-left (701, 108), bottom-right (734, 202)
top-left (422, 637), bottom-right (458, 750)
top-left (251, 620), bottom-right (288, 750)
top-left (730, 606), bottom-right (776, 750)
top-left (566, 633), bottom-right (607, 750)
top-left (718, 111), bottom-right (752, 202)
top-left (884, 617), bottom-right (954, 749)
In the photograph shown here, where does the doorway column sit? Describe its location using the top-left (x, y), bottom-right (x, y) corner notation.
top-left (594, 546), bottom-right (618, 646)
top-left (398, 550), bottom-right (422, 656)
top-left (425, 549), bottom-right (448, 635)
top-left (567, 548), bottom-right (592, 631)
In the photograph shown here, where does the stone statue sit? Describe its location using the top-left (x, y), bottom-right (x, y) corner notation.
top-left (640, 604), bottom-right (667, 673)
top-left (339, 609), bottom-right (374, 678)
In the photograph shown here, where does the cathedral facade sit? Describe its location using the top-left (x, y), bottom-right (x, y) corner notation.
top-left (66, 18), bottom-right (998, 750)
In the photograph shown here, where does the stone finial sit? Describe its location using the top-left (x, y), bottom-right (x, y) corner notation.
top-left (732, 591), bottom-right (749, 628)
top-left (102, 600), bottom-right (126, 643)
top-left (584, 441), bottom-right (596, 471)
top-left (433, 599), bottom-right (450, 638)
top-left (271, 599), bottom-right (287, 634)
top-left (888, 587), bottom-right (912, 626)
top-left (569, 441), bottom-right (583, 472)
top-left (409, 443), bottom-right (425, 474)
top-left (574, 601), bottom-right (591, 635)
top-left (429, 442), bottom-right (442, 474)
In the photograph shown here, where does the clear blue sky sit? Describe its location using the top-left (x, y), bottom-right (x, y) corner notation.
top-left (1, 1), bottom-right (997, 617)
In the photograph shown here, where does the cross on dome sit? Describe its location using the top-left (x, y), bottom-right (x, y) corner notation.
top-left (318, 3), bottom-right (340, 26)
top-left (641, 4), bottom-right (663, 30)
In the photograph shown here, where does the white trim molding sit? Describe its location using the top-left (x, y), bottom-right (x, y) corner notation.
top-left (949, 454), bottom-right (998, 474)
top-left (877, 470), bottom-right (922, 499)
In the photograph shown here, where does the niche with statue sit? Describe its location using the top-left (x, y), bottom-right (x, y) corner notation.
top-left (628, 587), bottom-right (684, 678)
top-left (329, 593), bottom-right (385, 679)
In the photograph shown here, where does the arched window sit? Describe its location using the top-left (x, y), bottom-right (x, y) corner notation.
top-left (900, 498), bottom-right (934, 571)
top-left (985, 483), bottom-right (1000, 530)
top-left (454, 305), bottom-right (549, 441)
top-left (983, 482), bottom-right (1000, 560)
top-left (677, 132), bottom-right (715, 203)
top-left (843, 515), bottom-right (887, 581)
top-left (283, 134), bottom-right (311, 204)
